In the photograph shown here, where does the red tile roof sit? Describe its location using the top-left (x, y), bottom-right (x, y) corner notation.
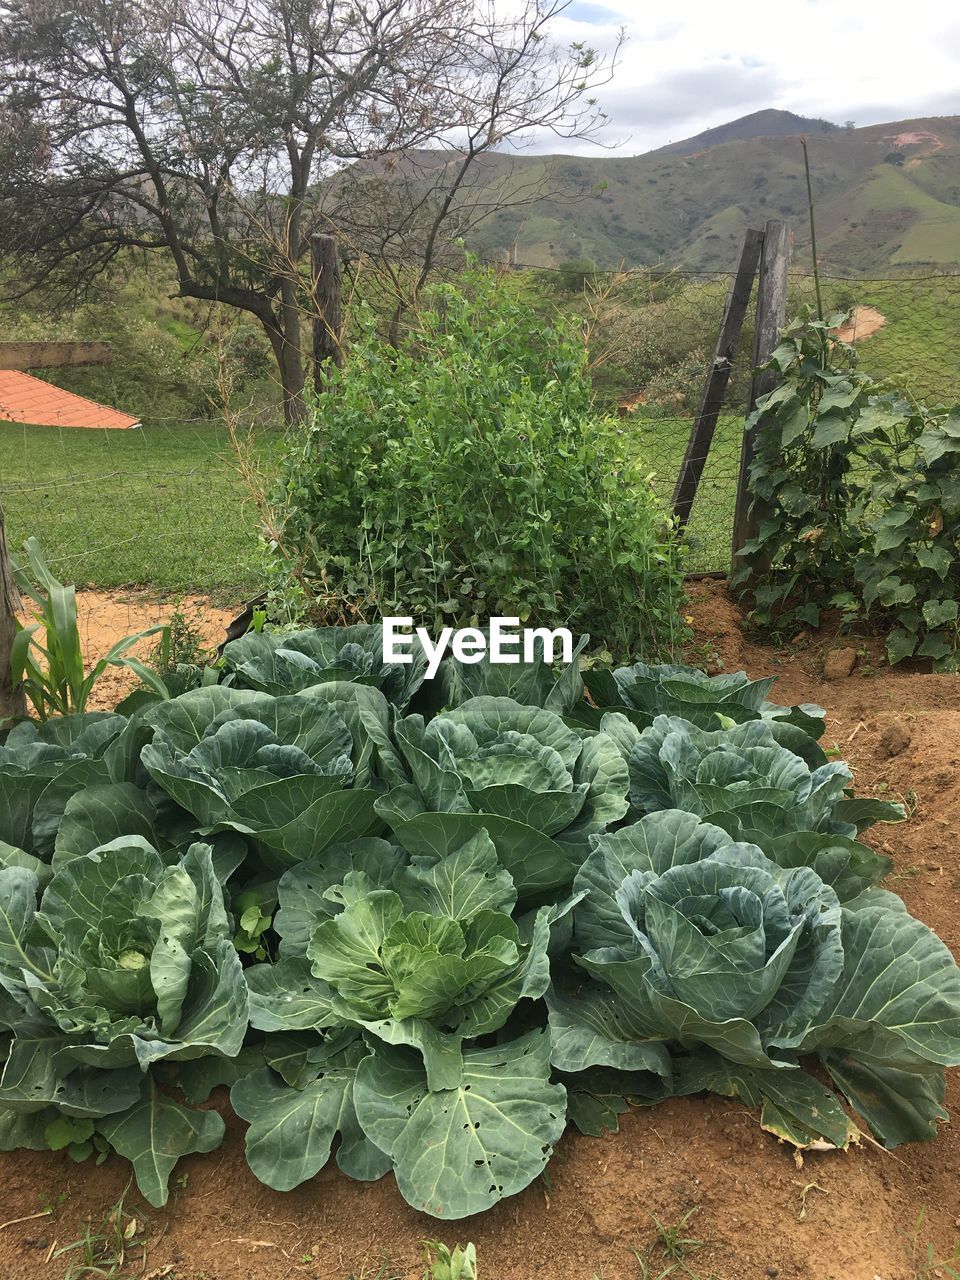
top-left (0, 369), bottom-right (139, 429)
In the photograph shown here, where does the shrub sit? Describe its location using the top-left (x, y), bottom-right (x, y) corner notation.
top-left (276, 267), bottom-right (686, 660)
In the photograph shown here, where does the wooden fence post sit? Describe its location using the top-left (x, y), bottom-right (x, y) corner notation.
top-left (311, 233), bottom-right (343, 395)
top-left (672, 227), bottom-right (764, 527)
top-left (730, 218), bottom-right (790, 576)
top-left (0, 502), bottom-right (25, 724)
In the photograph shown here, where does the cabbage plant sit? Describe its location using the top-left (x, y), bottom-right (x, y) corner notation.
top-left (376, 696), bottom-right (629, 895)
top-left (578, 662), bottom-right (827, 735)
top-left (0, 840), bottom-right (247, 1204)
top-left (221, 623), bottom-right (428, 707)
top-left (141, 685), bottom-right (397, 869)
top-left (608, 714), bottom-right (904, 838)
top-left (0, 711), bottom-right (157, 880)
top-left (232, 831), bottom-right (568, 1218)
top-left (550, 811), bottom-right (960, 1149)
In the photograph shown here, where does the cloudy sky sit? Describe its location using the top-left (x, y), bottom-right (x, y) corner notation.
top-left (534, 0), bottom-right (960, 155)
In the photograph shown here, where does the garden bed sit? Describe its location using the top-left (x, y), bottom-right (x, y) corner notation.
top-left (1, 583), bottom-right (958, 1280)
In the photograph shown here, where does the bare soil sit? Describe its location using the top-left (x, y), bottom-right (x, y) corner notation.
top-left (835, 306), bottom-right (887, 344)
top-left (16, 590), bottom-right (236, 710)
top-left (2, 582), bottom-right (960, 1280)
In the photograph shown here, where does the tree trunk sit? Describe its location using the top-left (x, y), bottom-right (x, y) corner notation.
top-left (261, 316), bottom-right (307, 426)
top-left (0, 502), bottom-right (26, 725)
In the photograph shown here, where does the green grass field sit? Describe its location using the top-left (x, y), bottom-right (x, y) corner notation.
top-left (0, 421), bottom-right (274, 597)
top-left (621, 413), bottom-right (742, 573)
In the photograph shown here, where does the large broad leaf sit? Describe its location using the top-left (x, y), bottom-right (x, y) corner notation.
top-left (821, 1051), bottom-right (948, 1148)
top-left (393, 830), bottom-right (517, 921)
top-left (53, 783), bottom-right (158, 865)
top-left (97, 1080), bottom-right (225, 1206)
top-left (546, 984), bottom-right (672, 1077)
top-left (273, 838), bottom-right (405, 958)
top-left (231, 786), bottom-right (382, 869)
top-left (232, 1042), bottom-right (391, 1191)
top-left (0, 1035), bottom-right (140, 1116)
top-left (756, 831), bottom-right (891, 903)
top-left (0, 867), bottom-right (49, 992)
top-left (245, 957), bottom-right (338, 1032)
top-left (791, 906), bottom-right (960, 1067)
top-left (374, 801), bottom-right (577, 898)
top-left (0, 770), bottom-right (54, 854)
top-left (353, 1029), bottom-right (566, 1219)
top-left (674, 1048), bottom-right (857, 1149)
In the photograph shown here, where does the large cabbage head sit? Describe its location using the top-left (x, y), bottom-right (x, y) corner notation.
top-left (549, 811), bottom-right (960, 1150)
top-left (141, 685), bottom-right (399, 867)
top-left (376, 696), bottom-right (629, 895)
top-left (607, 715), bottom-right (903, 838)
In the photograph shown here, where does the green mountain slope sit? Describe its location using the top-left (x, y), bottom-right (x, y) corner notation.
top-left (455, 112), bottom-right (960, 272)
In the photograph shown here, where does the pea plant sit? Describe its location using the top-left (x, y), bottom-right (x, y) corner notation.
top-left (732, 311), bottom-right (960, 669)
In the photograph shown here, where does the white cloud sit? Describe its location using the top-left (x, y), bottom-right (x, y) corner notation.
top-left (529, 0), bottom-right (960, 155)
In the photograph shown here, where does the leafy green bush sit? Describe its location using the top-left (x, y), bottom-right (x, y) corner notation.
top-left (1, 625), bottom-right (958, 1218)
top-left (733, 312), bottom-right (960, 668)
top-left (276, 268), bottom-right (686, 661)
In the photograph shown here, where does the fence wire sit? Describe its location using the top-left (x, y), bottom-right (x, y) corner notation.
top-left (1, 268), bottom-right (958, 590)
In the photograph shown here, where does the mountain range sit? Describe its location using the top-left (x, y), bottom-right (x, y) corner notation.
top-left (451, 110), bottom-right (960, 274)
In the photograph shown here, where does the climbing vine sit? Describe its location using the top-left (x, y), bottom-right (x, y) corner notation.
top-left (733, 311), bottom-right (960, 670)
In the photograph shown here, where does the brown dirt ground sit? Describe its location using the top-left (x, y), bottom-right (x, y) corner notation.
top-left (3, 582), bottom-right (960, 1280)
top-left (15, 591), bottom-right (236, 710)
top-left (835, 307), bottom-right (886, 344)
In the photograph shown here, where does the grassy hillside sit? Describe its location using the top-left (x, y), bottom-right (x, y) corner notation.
top-left (460, 113), bottom-right (960, 272)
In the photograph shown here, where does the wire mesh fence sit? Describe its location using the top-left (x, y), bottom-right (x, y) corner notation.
top-left (1, 265), bottom-right (958, 590)
top-left (568, 266), bottom-right (960, 572)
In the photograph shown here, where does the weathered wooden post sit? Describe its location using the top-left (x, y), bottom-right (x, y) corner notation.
top-left (672, 227), bottom-right (764, 528)
top-left (0, 502), bottom-right (25, 724)
top-left (311, 233), bottom-right (343, 395)
top-left (730, 218), bottom-right (790, 577)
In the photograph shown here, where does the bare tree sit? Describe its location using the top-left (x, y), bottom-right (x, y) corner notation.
top-left (0, 0), bottom-right (617, 422)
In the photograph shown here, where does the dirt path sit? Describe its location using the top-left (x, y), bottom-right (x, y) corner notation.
top-left (835, 305), bottom-right (886, 343)
top-left (2, 585), bottom-right (959, 1280)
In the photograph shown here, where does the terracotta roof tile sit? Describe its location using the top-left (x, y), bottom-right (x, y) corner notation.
top-left (0, 369), bottom-right (139, 429)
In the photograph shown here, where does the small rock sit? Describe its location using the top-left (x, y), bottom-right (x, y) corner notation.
top-left (765, 1268), bottom-right (779, 1278)
top-left (823, 646), bottom-right (857, 680)
top-left (879, 721), bottom-right (912, 758)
